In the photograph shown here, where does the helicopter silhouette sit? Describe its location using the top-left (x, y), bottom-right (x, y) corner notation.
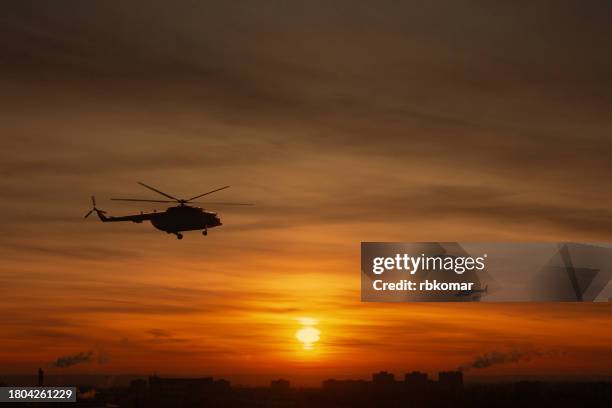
top-left (85, 182), bottom-right (252, 239)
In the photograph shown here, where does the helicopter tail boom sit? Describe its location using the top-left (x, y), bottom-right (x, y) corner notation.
top-left (85, 196), bottom-right (158, 223)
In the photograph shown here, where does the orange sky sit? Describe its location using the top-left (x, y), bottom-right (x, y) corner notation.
top-left (1, 1), bottom-right (611, 385)
top-left (1, 219), bottom-right (611, 385)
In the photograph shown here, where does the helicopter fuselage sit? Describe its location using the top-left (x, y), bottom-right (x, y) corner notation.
top-left (95, 204), bottom-right (222, 237)
top-left (150, 205), bottom-right (222, 233)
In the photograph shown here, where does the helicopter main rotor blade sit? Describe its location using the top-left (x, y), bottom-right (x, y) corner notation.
top-left (84, 210), bottom-right (94, 218)
top-left (111, 198), bottom-right (175, 203)
top-left (137, 182), bottom-right (179, 201)
top-left (187, 186), bottom-right (230, 201)
top-left (191, 201), bottom-right (254, 206)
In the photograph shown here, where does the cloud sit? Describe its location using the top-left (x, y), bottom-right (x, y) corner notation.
top-left (147, 328), bottom-right (172, 338)
top-left (2, 242), bottom-right (141, 261)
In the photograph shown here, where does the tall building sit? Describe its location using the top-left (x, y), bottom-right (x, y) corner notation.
top-left (372, 371), bottom-right (395, 389)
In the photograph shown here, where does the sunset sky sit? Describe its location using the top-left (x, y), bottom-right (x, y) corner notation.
top-left (1, 1), bottom-right (611, 385)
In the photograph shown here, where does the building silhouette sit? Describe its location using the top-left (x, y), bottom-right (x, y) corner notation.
top-left (14, 367), bottom-right (610, 407)
top-left (372, 371), bottom-right (395, 390)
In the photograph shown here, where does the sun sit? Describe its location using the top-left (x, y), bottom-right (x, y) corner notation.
top-left (295, 319), bottom-right (321, 350)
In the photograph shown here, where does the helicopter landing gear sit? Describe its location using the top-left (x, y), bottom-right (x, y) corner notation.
top-left (176, 233), bottom-right (183, 240)
top-left (202, 228), bottom-right (208, 236)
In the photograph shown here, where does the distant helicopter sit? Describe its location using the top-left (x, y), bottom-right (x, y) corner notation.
top-left (84, 182), bottom-right (252, 239)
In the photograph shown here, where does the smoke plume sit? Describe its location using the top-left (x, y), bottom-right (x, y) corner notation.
top-left (459, 349), bottom-right (564, 371)
top-left (51, 351), bottom-right (95, 368)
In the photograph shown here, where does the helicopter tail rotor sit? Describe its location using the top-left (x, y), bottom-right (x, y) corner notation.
top-left (84, 196), bottom-right (106, 219)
